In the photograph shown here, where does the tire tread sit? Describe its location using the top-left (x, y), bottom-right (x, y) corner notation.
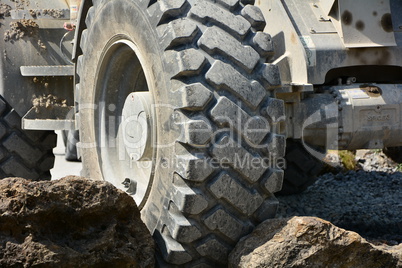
top-left (0, 96), bottom-right (56, 181)
top-left (78, 1), bottom-right (285, 266)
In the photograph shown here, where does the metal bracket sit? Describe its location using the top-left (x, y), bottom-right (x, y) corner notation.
top-left (22, 106), bottom-right (75, 130)
top-left (20, 65), bottom-right (74, 77)
top-left (329, 0), bottom-right (396, 47)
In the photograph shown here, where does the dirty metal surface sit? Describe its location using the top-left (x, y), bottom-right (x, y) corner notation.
top-left (335, 0), bottom-right (396, 47)
top-left (22, 106), bottom-right (75, 130)
top-left (20, 65), bottom-right (74, 76)
top-left (10, 9), bottom-right (70, 20)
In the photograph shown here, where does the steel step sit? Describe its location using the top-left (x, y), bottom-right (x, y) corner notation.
top-left (20, 65), bottom-right (74, 77)
top-left (22, 106), bottom-right (75, 130)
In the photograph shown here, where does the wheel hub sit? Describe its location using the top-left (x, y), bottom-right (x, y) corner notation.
top-left (94, 38), bottom-right (156, 208)
top-left (121, 92), bottom-right (154, 161)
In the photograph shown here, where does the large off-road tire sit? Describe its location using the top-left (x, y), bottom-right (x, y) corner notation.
top-left (77, 0), bottom-right (285, 265)
top-left (278, 139), bottom-right (324, 195)
top-left (0, 96), bottom-right (56, 180)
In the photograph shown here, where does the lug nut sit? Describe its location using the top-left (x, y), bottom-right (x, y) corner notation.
top-left (122, 178), bottom-right (137, 195)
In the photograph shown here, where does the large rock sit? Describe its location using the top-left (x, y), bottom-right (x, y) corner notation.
top-left (0, 176), bottom-right (154, 267)
top-left (229, 216), bottom-right (401, 268)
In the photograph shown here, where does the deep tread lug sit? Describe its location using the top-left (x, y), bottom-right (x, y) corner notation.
top-left (190, 1), bottom-right (250, 37)
top-left (158, 0), bottom-right (189, 25)
top-left (39, 155), bottom-right (55, 172)
top-left (76, 56), bottom-right (84, 79)
top-left (39, 132), bottom-right (57, 150)
top-left (261, 169), bottom-right (284, 194)
top-left (178, 117), bottom-right (213, 147)
top-left (79, 29), bottom-right (88, 52)
top-left (204, 209), bottom-right (247, 242)
top-left (4, 133), bottom-right (43, 166)
top-left (166, 208), bottom-right (203, 243)
top-left (241, 5), bottom-right (266, 31)
top-left (198, 26), bottom-right (259, 72)
top-left (253, 32), bottom-right (274, 57)
top-left (254, 197), bottom-right (278, 222)
top-left (210, 173), bottom-right (264, 216)
top-left (216, 0), bottom-right (239, 11)
top-left (211, 96), bottom-right (269, 145)
top-left (261, 63), bottom-right (281, 87)
top-left (4, 110), bottom-right (21, 129)
top-left (0, 148), bottom-right (6, 162)
top-left (156, 231), bottom-right (193, 265)
top-left (1, 157), bottom-right (38, 181)
top-left (0, 123), bottom-right (7, 140)
top-left (212, 135), bottom-right (267, 182)
top-left (0, 99), bottom-right (6, 115)
top-left (206, 61), bottom-right (265, 108)
top-left (0, 96), bottom-right (56, 181)
top-left (161, 19), bottom-right (199, 49)
top-left (196, 238), bottom-right (231, 263)
top-left (176, 155), bottom-right (214, 182)
top-left (166, 49), bottom-right (206, 78)
top-left (85, 7), bottom-right (95, 29)
top-left (264, 134), bottom-right (286, 158)
top-left (172, 185), bottom-right (208, 215)
top-left (173, 83), bottom-right (213, 110)
top-left (262, 98), bottom-right (285, 123)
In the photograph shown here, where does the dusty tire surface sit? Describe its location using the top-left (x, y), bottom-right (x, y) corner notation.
top-left (77, 0), bottom-right (285, 266)
top-left (0, 96), bottom-right (56, 180)
top-left (279, 139), bottom-right (325, 195)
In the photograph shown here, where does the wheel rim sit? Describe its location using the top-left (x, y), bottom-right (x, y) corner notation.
top-left (94, 37), bottom-right (156, 208)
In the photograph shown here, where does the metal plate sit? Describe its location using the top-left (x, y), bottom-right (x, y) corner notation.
top-left (338, 0), bottom-right (396, 47)
top-left (20, 65), bottom-right (74, 76)
top-left (22, 106), bottom-right (75, 130)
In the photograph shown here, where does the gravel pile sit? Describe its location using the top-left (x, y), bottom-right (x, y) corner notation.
top-left (277, 151), bottom-right (402, 245)
top-left (356, 150), bottom-right (399, 173)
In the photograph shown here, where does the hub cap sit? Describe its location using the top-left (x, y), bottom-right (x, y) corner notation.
top-left (122, 92), bottom-right (154, 161)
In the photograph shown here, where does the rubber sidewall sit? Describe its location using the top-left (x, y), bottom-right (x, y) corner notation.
top-left (79, 0), bottom-right (177, 232)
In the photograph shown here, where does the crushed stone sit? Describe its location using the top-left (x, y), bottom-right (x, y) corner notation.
top-left (277, 151), bottom-right (402, 245)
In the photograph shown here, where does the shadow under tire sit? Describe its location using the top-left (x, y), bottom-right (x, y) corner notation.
top-left (383, 147), bottom-right (402, 163)
top-left (278, 139), bottom-right (325, 195)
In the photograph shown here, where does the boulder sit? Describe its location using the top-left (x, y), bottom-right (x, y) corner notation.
top-left (229, 216), bottom-right (401, 268)
top-left (0, 176), bottom-right (154, 267)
